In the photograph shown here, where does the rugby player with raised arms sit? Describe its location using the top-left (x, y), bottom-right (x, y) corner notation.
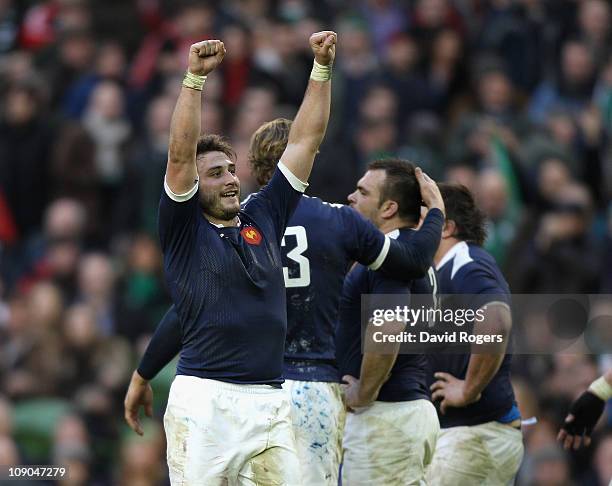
top-left (143, 31), bottom-right (336, 485)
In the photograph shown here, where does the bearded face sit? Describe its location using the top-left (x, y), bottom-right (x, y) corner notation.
top-left (196, 151), bottom-right (241, 224)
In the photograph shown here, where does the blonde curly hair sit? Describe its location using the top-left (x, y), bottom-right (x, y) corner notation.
top-left (248, 118), bottom-right (292, 187)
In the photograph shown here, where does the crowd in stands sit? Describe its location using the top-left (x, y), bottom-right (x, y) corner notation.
top-left (0, 1), bottom-right (611, 484)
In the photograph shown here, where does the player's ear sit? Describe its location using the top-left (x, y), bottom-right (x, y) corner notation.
top-left (442, 219), bottom-right (456, 238)
top-left (380, 200), bottom-right (398, 220)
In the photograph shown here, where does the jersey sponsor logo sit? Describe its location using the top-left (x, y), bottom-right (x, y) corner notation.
top-left (241, 226), bottom-right (262, 245)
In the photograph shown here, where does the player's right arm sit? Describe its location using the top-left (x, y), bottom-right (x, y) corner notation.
top-left (558, 369), bottom-right (612, 450)
top-left (431, 303), bottom-right (512, 413)
top-left (431, 267), bottom-right (512, 413)
top-left (166, 40), bottom-right (225, 195)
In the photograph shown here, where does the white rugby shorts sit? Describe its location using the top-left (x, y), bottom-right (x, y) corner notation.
top-left (426, 420), bottom-right (524, 486)
top-left (342, 399), bottom-right (440, 486)
top-left (164, 375), bottom-right (301, 485)
top-left (283, 380), bottom-right (345, 485)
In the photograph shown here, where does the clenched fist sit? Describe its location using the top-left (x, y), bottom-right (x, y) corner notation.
top-left (310, 31), bottom-right (337, 66)
top-left (188, 40), bottom-right (226, 76)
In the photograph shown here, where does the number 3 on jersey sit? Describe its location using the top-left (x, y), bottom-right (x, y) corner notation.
top-left (281, 226), bottom-right (310, 288)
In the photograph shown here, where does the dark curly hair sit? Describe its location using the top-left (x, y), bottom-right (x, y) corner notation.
top-left (438, 183), bottom-right (487, 246)
top-left (196, 134), bottom-right (236, 161)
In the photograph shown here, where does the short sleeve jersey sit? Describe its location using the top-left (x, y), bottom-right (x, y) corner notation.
top-left (429, 241), bottom-right (517, 427)
top-left (158, 164), bottom-right (303, 385)
top-left (336, 228), bottom-right (434, 401)
top-left (280, 196), bottom-right (388, 381)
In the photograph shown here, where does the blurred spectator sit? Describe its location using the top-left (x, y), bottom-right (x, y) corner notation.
top-left (526, 447), bottom-right (573, 486)
top-left (476, 0), bottom-right (546, 91)
top-left (63, 41), bottom-right (128, 119)
top-left (0, 83), bottom-right (53, 242)
top-left (0, 435), bottom-right (19, 465)
top-left (0, 395), bottom-right (13, 436)
top-left (576, 0), bottom-right (611, 69)
top-left (335, 18), bottom-right (378, 129)
top-left (59, 302), bottom-right (132, 428)
top-left (448, 63), bottom-right (530, 168)
top-left (507, 183), bottom-right (602, 293)
top-left (426, 28), bottom-right (466, 110)
top-left (476, 168), bottom-right (518, 265)
top-left (42, 28), bottom-right (96, 109)
top-left (591, 432), bottom-right (612, 486)
top-left (359, 0), bottom-right (407, 54)
top-left (529, 39), bottom-right (597, 123)
top-left (380, 33), bottom-right (437, 129)
top-left (128, 0), bottom-right (215, 92)
top-left (0, 0), bottom-right (18, 54)
top-left (16, 198), bottom-right (86, 298)
top-left (124, 95), bottom-right (173, 235)
top-left (410, 0), bottom-right (465, 53)
top-left (76, 253), bottom-right (116, 336)
top-left (117, 423), bottom-right (165, 486)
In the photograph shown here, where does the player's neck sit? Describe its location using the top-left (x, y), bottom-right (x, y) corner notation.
top-left (204, 212), bottom-right (240, 227)
top-left (378, 218), bottom-right (414, 235)
top-left (434, 237), bottom-right (461, 267)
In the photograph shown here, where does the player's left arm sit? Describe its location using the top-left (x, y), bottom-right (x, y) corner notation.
top-left (340, 202), bottom-right (444, 279)
top-left (279, 31), bottom-right (335, 183)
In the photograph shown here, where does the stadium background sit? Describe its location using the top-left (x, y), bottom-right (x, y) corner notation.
top-left (0, 0), bottom-right (610, 484)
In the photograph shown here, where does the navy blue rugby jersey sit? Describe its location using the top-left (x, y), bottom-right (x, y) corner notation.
top-left (278, 196), bottom-right (388, 382)
top-left (428, 241), bottom-right (518, 427)
top-left (158, 163), bottom-right (305, 385)
top-left (336, 228), bottom-right (435, 402)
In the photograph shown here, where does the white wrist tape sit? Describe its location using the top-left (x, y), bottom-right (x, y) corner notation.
top-left (310, 60), bottom-right (332, 82)
top-left (589, 376), bottom-right (612, 401)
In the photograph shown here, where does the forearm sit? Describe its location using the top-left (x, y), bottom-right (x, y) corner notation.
top-left (166, 83), bottom-right (202, 193)
top-left (379, 208), bottom-right (444, 279)
top-left (464, 304), bottom-right (511, 400)
top-left (282, 78), bottom-right (331, 182)
top-left (168, 87), bottom-right (201, 164)
top-left (280, 31), bottom-right (336, 182)
top-left (359, 321), bottom-right (404, 399)
top-left (137, 306), bottom-right (182, 380)
top-left (463, 354), bottom-right (505, 401)
top-left (288, 78), bottom-right (331, 150)
top-left (359, 351), bottom-right (398, 400)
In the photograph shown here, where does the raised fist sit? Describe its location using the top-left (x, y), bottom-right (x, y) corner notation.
top-left (188, 40), bottom-right (226, 76)
top-left (309, 31), bottom-right (337, 66)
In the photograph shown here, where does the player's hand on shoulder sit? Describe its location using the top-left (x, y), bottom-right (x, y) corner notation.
top-left (124, 371), bottom-right (154, 436)
top-left (415, 167), bottom-right (445, 216)
top-left (309, 31), bottom-right (337, 66)
top-left (188, 40), bottom-right (226, 76)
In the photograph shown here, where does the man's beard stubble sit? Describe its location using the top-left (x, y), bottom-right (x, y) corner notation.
top-left (200, 189), bottom-right (241, 221)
